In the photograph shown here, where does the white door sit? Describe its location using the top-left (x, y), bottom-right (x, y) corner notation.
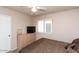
top-left (0, 14), bottom-right (11, 51)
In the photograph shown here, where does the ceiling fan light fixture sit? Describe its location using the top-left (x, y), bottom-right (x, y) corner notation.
top-left (32, 7), bottom-right (37, 12)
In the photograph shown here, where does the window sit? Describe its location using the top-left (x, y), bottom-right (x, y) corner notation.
top-left (37, 20), bottom-right (52, 33)
top-left (37, 20), bottom-right (44, 32)
top-left (45, 20), bottom-right (52, 33)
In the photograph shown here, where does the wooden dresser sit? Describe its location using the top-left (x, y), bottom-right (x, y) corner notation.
top-left (17, 33), bottom-right (36, 51)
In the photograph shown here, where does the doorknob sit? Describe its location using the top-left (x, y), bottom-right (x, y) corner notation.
top-left (8, 35), bottom-right (10, 37)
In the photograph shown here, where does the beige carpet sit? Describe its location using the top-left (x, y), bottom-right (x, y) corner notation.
top-left (20, 38), bottom-right (68, 53)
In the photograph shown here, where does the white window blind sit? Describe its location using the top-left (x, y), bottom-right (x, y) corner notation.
top-left (37, 19), bottom-right (52, 33)
top-left (37, 20), bottom-right (44, 32)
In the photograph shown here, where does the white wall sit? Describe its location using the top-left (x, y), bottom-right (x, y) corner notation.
top-left (33, 8), bottom-right (79, 43)
top-left (0, 7), bottom-right (32, 50)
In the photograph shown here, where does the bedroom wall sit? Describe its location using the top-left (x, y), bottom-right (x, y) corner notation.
top-left (0, 7), bottom-right (32, 51)
top-left (33, 8), bottom-right (79, 43)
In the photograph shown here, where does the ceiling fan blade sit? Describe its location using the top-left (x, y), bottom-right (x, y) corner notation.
top-left (36, 7), bottom-right (46, 12)
top-left (38, 9), bottom-right (46, 12)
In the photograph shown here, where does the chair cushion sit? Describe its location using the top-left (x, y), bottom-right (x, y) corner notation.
top-left (65, 38), bottom-right (79, 53)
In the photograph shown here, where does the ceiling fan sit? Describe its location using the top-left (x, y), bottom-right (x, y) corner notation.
top-left (28, 6), bottom-right (46, 12)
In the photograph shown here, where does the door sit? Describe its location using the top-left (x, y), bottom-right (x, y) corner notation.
top-left (0, 14), bottom-right (11, 51)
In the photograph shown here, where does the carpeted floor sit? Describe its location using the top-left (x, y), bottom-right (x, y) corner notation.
top-left (20, 38), bottom-right (68, 53)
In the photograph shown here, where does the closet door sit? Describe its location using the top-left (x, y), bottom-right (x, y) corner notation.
top-left (0, 14), bottom-right (11, 51)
